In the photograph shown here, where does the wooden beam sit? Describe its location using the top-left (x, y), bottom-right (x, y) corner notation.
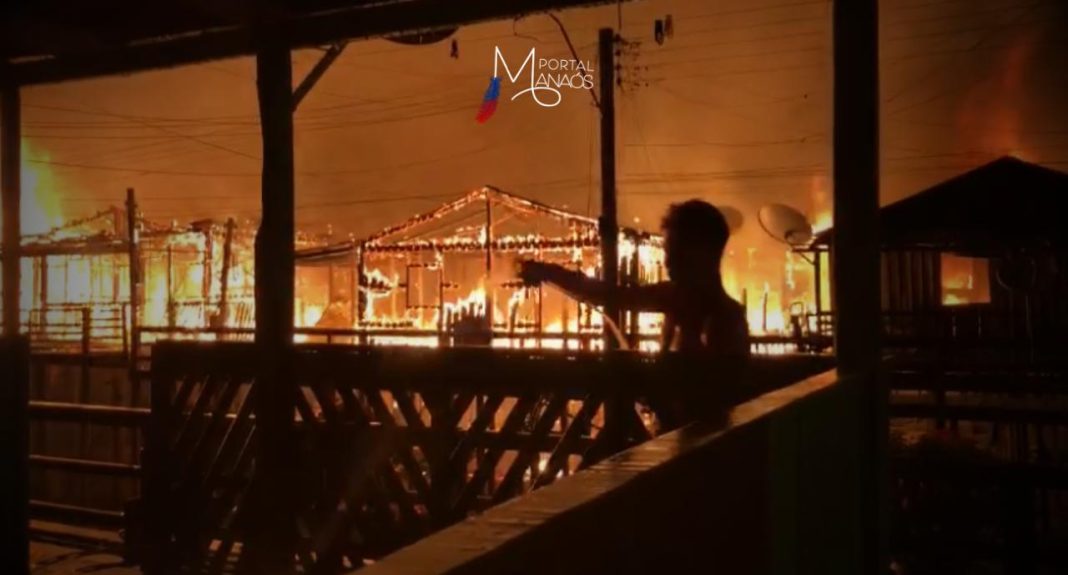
top-left (1, 87), bottom-right (19, 336)
top-left (245, 42), bottom-right (298, 573)
top-left (8, 0), bottom-right (629, 86)
top-left (218, 217), bottom-right (235, 328)
top-left (292, 42), bottom-right (347, 111)
top-left (831, 0), bottom-right (884, 572)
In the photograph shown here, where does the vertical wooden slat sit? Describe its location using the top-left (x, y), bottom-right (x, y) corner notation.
top-left (142, 343), bottom-right (177, 574)
top-left (1, 87), bottom-right (20, 336)
top-left (219, 217), bottom-right (236, 330)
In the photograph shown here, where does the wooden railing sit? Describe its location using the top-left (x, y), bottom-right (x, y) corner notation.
top-left (27, 400), bottom-right (147, 529)
top-left (1, 337), bottom-right (30, 575)
top-left (359, 368), bottom-right (860, 574)
top-left (139, 342), bottom-right (828, 573)
top-left (886, 352), bottom-right (1068, 572)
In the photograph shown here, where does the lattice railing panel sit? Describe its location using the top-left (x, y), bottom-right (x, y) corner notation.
top-left (143, 343), bottom-right (826, 572)
top-left (145, 343), bottom-right (664, 572)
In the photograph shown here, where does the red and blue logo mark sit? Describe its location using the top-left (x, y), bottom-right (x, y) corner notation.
top-left (477, 47), bottom-right (592, 123)
top-left (476, 76), bottom-right (501, 124)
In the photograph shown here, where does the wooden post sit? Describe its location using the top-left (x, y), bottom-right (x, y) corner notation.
top-left (437, 259), bottom-right (446, 347)
top-left (356, 243), bottom-right (367, 344)
top-left (2, 87), bottom-right (20, 336)
top-left (245, 41), bottom-right (298, 574)
top-left (202, 228), bottom-right (213, 303)
top-left (165, 245), bottom-right (175, 328)
top-left (0, 338), bottom-right (29, 575)
top-left (79, 306), bottom-right (91, 505)
top-left (626, 236), bottom-right (640, 349)
top-left (484, 190), bottom-right (494, 336)
top-left (219, 217), bottom-right (236, 329)
top-left (814, 249), bottom-right (823, 315)
top-left (126, 190), bottom-right (140, 357)
top-left (832, 0), bottom-right (884, 572)
top-left (597, 28), bottom-right (620, 349)
top-left (38, 256), bottom-right (48, 311)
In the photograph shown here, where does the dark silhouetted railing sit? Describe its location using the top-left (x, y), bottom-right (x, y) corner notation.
top-left (139, 342), bottom-right (828, 573)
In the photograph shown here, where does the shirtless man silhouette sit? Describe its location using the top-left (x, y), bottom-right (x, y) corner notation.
top-left (519, 199), bottom-right (749, 357)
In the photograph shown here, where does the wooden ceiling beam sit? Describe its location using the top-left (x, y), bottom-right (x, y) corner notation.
top-left (7, 0), bottom-right (624, 86)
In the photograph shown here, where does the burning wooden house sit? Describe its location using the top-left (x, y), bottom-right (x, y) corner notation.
top-left (296, 186), bottom-right (666, 350)
top-left (2, 191), bottom-right (263, 353)
top-left (15, 205), bottom-right (135, 352)
top-left (806, 156), bottom-right (1068, 346)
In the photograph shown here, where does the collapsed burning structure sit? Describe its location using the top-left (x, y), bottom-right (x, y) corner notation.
top-left (1, 190), bottom-right (261, 354)
top-left (2, 182), bottom-right (832, 355)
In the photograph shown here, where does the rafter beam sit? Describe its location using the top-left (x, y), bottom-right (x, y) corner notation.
top-left (292, 42), bottom-right (346, 111)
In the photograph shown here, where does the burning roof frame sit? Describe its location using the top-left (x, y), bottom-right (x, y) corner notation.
top-left (294, 186), bottom-right (666, 348)
top-left (2, 194), bottom-right (269, 353)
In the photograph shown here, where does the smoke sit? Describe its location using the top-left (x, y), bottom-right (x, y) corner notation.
top-left (20, 140), bottom-right (66, 236)
top-left (954, 28), bottom-right (1039, 157)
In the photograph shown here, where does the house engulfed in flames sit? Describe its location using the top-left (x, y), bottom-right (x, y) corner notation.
top-left (4, 183), bottom-right (828, 355)
top-left (4, 192), bottom-right (261, 353)
top-left (0, 188), bottom-right (338, 353)
top-left (295, 186), bottom-right (667, 351)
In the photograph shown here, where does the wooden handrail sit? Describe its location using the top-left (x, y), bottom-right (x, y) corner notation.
top-left (29, 400), bottom-right (150, 427)
top-left (360, 368), bottom-right (853, 575)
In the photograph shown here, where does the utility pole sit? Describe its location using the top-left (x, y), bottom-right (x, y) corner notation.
top-left (2, 87), bottom-right (20, 336)
top-left (598, 28), bottom-right (620, 350)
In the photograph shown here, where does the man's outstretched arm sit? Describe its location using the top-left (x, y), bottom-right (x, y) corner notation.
top-left (518, 261), bottom-right (668, 312)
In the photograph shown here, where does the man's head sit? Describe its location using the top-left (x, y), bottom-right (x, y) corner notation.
top-left (661, 200), bottom-right (730, 282)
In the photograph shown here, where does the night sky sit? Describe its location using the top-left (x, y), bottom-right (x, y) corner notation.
top-left (15, 0), bottom-right (1068, 260)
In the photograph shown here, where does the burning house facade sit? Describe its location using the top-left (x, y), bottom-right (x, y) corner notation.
top-left (1, 187), bottom-right (273, 353)
top-left (5, 182), bottom-right (839, 355)
top-left (297, 186), bottom-right (667, 350)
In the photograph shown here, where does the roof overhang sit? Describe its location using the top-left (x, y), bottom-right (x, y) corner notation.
top-left (3, 0), bottom-right (628, 86)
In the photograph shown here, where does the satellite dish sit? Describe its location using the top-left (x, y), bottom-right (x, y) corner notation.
top-left (386, 28), bottom-right (457, 45)
top-left (758, 204), bottom-right (813, 246)
top-left (718, 205), bottom-right (745, 232)
top-left (995, 254), bottom-right (1037, 292)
